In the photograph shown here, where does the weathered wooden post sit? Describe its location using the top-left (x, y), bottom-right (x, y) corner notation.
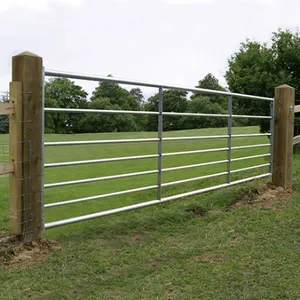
top-left (9, 52), bottom-right (43, 241)
top-left (272, 84), bottom-right (295, 189)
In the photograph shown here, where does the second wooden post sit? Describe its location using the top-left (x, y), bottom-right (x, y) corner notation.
top-left (272, 84), bottom-right (295, 189)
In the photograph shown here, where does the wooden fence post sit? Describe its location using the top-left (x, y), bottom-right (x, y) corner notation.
top-left (10, 52), bottom-right (43, 241)
top-left (272, 84), bottom-right (295, 189)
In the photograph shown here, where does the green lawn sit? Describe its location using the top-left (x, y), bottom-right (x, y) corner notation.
top-left (2, 126), bottom-right (300, 299)
top-left (1, 126), bottom-right (270, 237)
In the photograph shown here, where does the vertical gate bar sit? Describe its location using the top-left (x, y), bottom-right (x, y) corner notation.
top-left (41, 67), bottom-right (45, 231)
top-left (269, 99), bottom-right (275, 175)
top-left (157, 87), bottom-right (163, 200)
top-left (226, 96), bottom-right (233, 183)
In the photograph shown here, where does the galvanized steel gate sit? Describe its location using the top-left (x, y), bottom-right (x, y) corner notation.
top-left (42, 70), bottom-right (274, 230)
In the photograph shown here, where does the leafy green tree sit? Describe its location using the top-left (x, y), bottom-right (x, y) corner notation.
top-left (192, 73), bottom-right (228, 110)
top-left (45, 78), bottom-right (88, 133)
top-left (183, 96), bottom-right (228, 129)
top-left (79, 98), bottom-right (138, 133)
top-left (91, 79), bottom-right (139, 110)
top-left (130, 88), bottom-right (144, 105)
top-left (129, 88), bottom-right (147, 130)
top-left (145, 90), bottom-right (188, 131)
top-left (225, 29), bottom-right (300, 133)
top-left (86, 78), bottom-right (144, 132)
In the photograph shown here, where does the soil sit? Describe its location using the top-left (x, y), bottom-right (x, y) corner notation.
top-left (228, 183), bottom-right (293, 210)
top-left (0, 237), bottom-right (61, 269)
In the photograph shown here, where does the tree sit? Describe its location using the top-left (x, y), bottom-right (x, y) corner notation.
top-left (129, 88), bottom-right (147, 130)
top-left (183, 96), bottom-right (228, 129)
top-left (130, 88), bottom-right (144, 105)
top-left (45, 78), bottom-right (88, 133)
top-left (145, 90), bottom-right (188, 131)
top-left (192, 73), bottom-right (228, 110)
top-left (86, 78), bottom-right (144, 132)
top-left (225, 29), bottom-right (300, 133)
top-left (79, 98), bottom-right (138, 133)
top-left (91, 78), bottom-right (139, 111)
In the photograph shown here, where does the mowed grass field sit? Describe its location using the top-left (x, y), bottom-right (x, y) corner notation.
top-left (1, 126), bottom-right (269, 237)
top-left (2, 126), bottom-right (300, 299)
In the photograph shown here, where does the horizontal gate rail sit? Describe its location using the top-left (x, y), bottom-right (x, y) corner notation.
top-left (45, 70), bottom-right (274, 101)
top-left (45, 185), bottom-right (159, 208)
top-left (231, 163), bottom-right (270, 174)
top-left (44, 136), bottom-right (270, 147)
top-left (163, 111), bottom-right (271, 119)
top-left (162, 147), bottom-right (228, 157)
top-left (44, 152), bottom-right (270, 169)
top-left (163, 111), bottom-right (229, 118)
top-left (162, 159), bottom-right (228, 172)
top-left (44, 173), bottom-right (271, 229)
top-left (231, 133), bottom-right (270, 138)
top-left (45, 138), bottom-right (159, 146)
top-left (166, 134), bottom-right (272, 141)
top-left (45, 107), bottom-right (271, 119)
top-left (230, 153), bottom-right (270, 162)
top-left (231, 144), bottom-right (271, 150)
top-left (45, 107), bottom-right (159, 116)
top-left (44, 169), bottom-right (159, 189)
top-left (232, 114), bottom-right (271, 119)
top-left (44, 154), bottom-right (159, 168)
top-left (162, 134), bottom-right (268, 141)
top-left (161, 172), bottom-right (228, 188)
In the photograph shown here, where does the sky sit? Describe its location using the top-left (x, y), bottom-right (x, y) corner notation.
top-left (0, 0), bottom-right (299, 98)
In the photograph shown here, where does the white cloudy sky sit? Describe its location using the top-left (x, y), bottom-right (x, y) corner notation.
top-left (0, 0), bottom-right (299, 97)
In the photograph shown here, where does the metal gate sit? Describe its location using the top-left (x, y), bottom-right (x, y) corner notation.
top-left (42, 70), bottom-right (274, 229)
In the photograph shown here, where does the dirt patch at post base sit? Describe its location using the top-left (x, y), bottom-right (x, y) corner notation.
top-left (228, 183), bottom-right (293, 210)
top-left (0, 238), bottom-right (61, 269)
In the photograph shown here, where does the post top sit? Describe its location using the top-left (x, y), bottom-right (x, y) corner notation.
top-left (276, 84), bottom-right (294, 89)
top-left (13, 51), bottom-right (41, 58)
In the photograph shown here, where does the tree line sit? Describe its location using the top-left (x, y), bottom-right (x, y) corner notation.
top-left (43, 73), bottom-right (234, 134)
top-left (1, 29), bottom-right (300, 134)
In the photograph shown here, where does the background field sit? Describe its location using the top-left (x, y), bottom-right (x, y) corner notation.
top-left (1, 126), bottom-right (270, 238)
top-left (3, 126), bottom-right (299, 300)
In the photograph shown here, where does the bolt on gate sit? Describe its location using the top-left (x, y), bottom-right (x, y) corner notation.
top-left (1, 52), bottom-right (295, 242)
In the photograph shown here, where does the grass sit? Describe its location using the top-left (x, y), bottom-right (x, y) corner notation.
top-left (1, 126), bottom-right (269, 236)
top-left (2, 126), bottom-right (300, 299)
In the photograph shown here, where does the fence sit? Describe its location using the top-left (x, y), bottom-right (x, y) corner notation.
top-left (0, 52), bottom-right (295, 242)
